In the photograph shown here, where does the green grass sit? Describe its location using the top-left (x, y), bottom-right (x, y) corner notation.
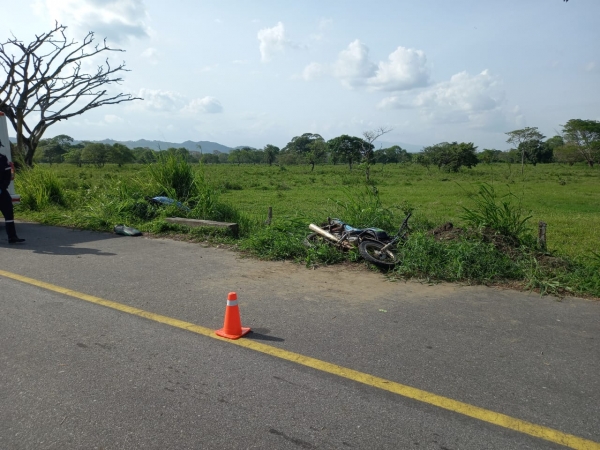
top-left (12, 160), bottom-right (600, 298)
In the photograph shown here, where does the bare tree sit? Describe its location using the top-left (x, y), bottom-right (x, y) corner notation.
top-left (0, 23), bottom-right (141, 166)
top-left (362, 126), bottom-right (392, 182)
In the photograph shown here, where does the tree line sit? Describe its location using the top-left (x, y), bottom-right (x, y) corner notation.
top-left (25, 119), bottom-right (600, 173)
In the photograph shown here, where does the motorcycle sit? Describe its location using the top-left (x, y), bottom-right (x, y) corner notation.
top-left (305, 213), bottom-right (411, 267)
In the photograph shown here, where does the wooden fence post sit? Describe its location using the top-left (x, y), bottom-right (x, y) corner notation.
top-left (538, 221), bottom-right (547, 251)
top-left (265, 206), bottom-right (273, 225)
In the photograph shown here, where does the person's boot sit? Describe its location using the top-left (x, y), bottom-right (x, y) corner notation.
top-left (6, 222), bottom-right (25, 244)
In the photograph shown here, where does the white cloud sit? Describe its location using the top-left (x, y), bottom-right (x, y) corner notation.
top-left (585, 61), bottom-right (597, 72)
top-left (36, 0), bottom-right (151, 42)
top-left (183, 97), bottom-right (223, 114)
top-left (368, 46), bottom-right (430, 91)
top-left (332, 40), bottom-right (377, 88)
top-left (137, 89), bottom-right (185, 111)
top-left (379, 70), bottom-right (506, 128)
top-left (302, 62), bottom-right (325, 81)
top-left (104, 114), bottom-right (123, 124)
top-left (304, 40), bottom-right (429, 91)
top-left (257, 22), bottom-right (296, 62)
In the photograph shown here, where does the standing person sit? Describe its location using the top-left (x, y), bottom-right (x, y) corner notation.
top-left (0, 153), bottom-right (25, 244)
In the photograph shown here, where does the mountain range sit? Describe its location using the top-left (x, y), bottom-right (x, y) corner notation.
top-left (93, 139), bottom-right (233, 153)
top-left (95, 139), bottom-right (424, 153)
top-left (10, 137), bottom-right (423, 153)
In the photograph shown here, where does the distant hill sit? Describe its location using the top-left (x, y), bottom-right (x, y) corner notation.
top-left (93, 139), bottom-right (233, 153)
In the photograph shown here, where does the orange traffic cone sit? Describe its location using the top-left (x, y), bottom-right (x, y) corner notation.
top-left (215, 292), bottom-right (251, 339)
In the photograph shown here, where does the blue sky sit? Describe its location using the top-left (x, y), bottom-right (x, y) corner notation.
top-left (3, 0), bottom-right (599, 151)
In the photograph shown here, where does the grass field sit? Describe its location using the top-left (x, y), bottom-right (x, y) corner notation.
top-left (13, 160), bottom-right (600, 297)
top-left (207, 162), bottom-right (599, 259)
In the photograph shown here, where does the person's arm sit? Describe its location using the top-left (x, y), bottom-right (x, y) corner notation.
top-left (0, 155), bottom-right (11, 190)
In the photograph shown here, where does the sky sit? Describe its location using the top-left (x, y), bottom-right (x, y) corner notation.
top-left (2, 0), bottom-right (599, 151)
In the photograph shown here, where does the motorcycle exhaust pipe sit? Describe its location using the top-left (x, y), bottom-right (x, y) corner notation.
top-left (309, 223), bottom-right (341, 244)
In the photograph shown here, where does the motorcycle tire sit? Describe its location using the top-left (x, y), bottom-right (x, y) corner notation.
top-left (358, 240), bottom-right (399, 267)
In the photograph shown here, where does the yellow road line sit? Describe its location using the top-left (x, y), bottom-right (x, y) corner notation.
top-left (1, 268), bottom-right (598, 450)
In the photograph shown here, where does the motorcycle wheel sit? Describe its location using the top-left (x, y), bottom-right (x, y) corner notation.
top-left (358, 240), bottom-right (399, 267)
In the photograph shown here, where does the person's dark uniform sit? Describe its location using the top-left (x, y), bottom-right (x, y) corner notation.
top-left (0, 153), bottom-right (25, 244)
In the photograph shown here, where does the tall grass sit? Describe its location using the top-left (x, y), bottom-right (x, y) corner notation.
top-left (330, 185), bottom-right (406, 231)
top-left (146, 152), bottom-right (198, 201)
top-left (15, 166), bottom-right (66, 210)
top-left (459, 183), bottom-right (532, 242)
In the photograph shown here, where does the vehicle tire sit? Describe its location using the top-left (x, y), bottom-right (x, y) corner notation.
top-left (358, 240), bottom-right (399, 267)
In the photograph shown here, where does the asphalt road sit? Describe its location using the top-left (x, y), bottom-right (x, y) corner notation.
top-left (0, 222), bottom-right (598, 450)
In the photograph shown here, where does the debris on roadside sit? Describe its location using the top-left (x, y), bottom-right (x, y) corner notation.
top-left (145, 196), bottom-right (190, 212)
top-left (114, 225), bottom-right (142, 236)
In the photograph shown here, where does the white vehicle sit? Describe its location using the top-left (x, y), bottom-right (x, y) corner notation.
top-left (0, 112), bottom-right (20, 205)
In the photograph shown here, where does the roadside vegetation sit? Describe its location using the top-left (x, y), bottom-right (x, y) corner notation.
top-left (13, 151), bottom-right (600, 299)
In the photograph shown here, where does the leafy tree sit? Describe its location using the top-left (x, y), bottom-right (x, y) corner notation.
top-left (518, 139), bottom-right (553, 166)
top-left (249, 149), bottom-right (265, 164)
top-left (498, 148), bottom-right (520, 164)
top-left (82, 143), bottom-right (109, 167)
top-left (419, 142), bottom-right (478, 172)
top-left (37, 139), bottom-right (61, 165)
top-left (283, 133), bottom-right (325, 168)
top-left (108, 143), bottom-right (135, 167)
top-left (263, 144), bottom-right (280, 166)
top-left (374, 146), bottom-right (411, 164)
top-left (137, 149), bottom-right (157, 164)
top-left (166, 147), bottom-right (191, 162)
top-left (396, 147), bottom-right (413, 163)
top-left (506, 127), bottom-right (545, 174)
top-left (553, 144), bottom-right (583, 166)
top-left (306, 139), bottom-right (327, 171)
top-left (63, 148), bottom-right (83, 167)
top-left (373, 149), bottom-right (389, 164)
top-left (545, 135), bottom-right (564, 152)
top-left (478, 149), bottom-right (502, 164)
top-left (36, 134), bottom-right (74, 164)
top-left (0, 23), bottom-right (140, 166)
top-left (414, 153), bottom-right (431, 172)
top-left (200, 153), bottom-right (220, 164)
top-left (228, 149), bottom-right (243, 165)
top-left (561, 119), bottom-right (600, 167)
top-left (327, 135), bottom-right (364, 170)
